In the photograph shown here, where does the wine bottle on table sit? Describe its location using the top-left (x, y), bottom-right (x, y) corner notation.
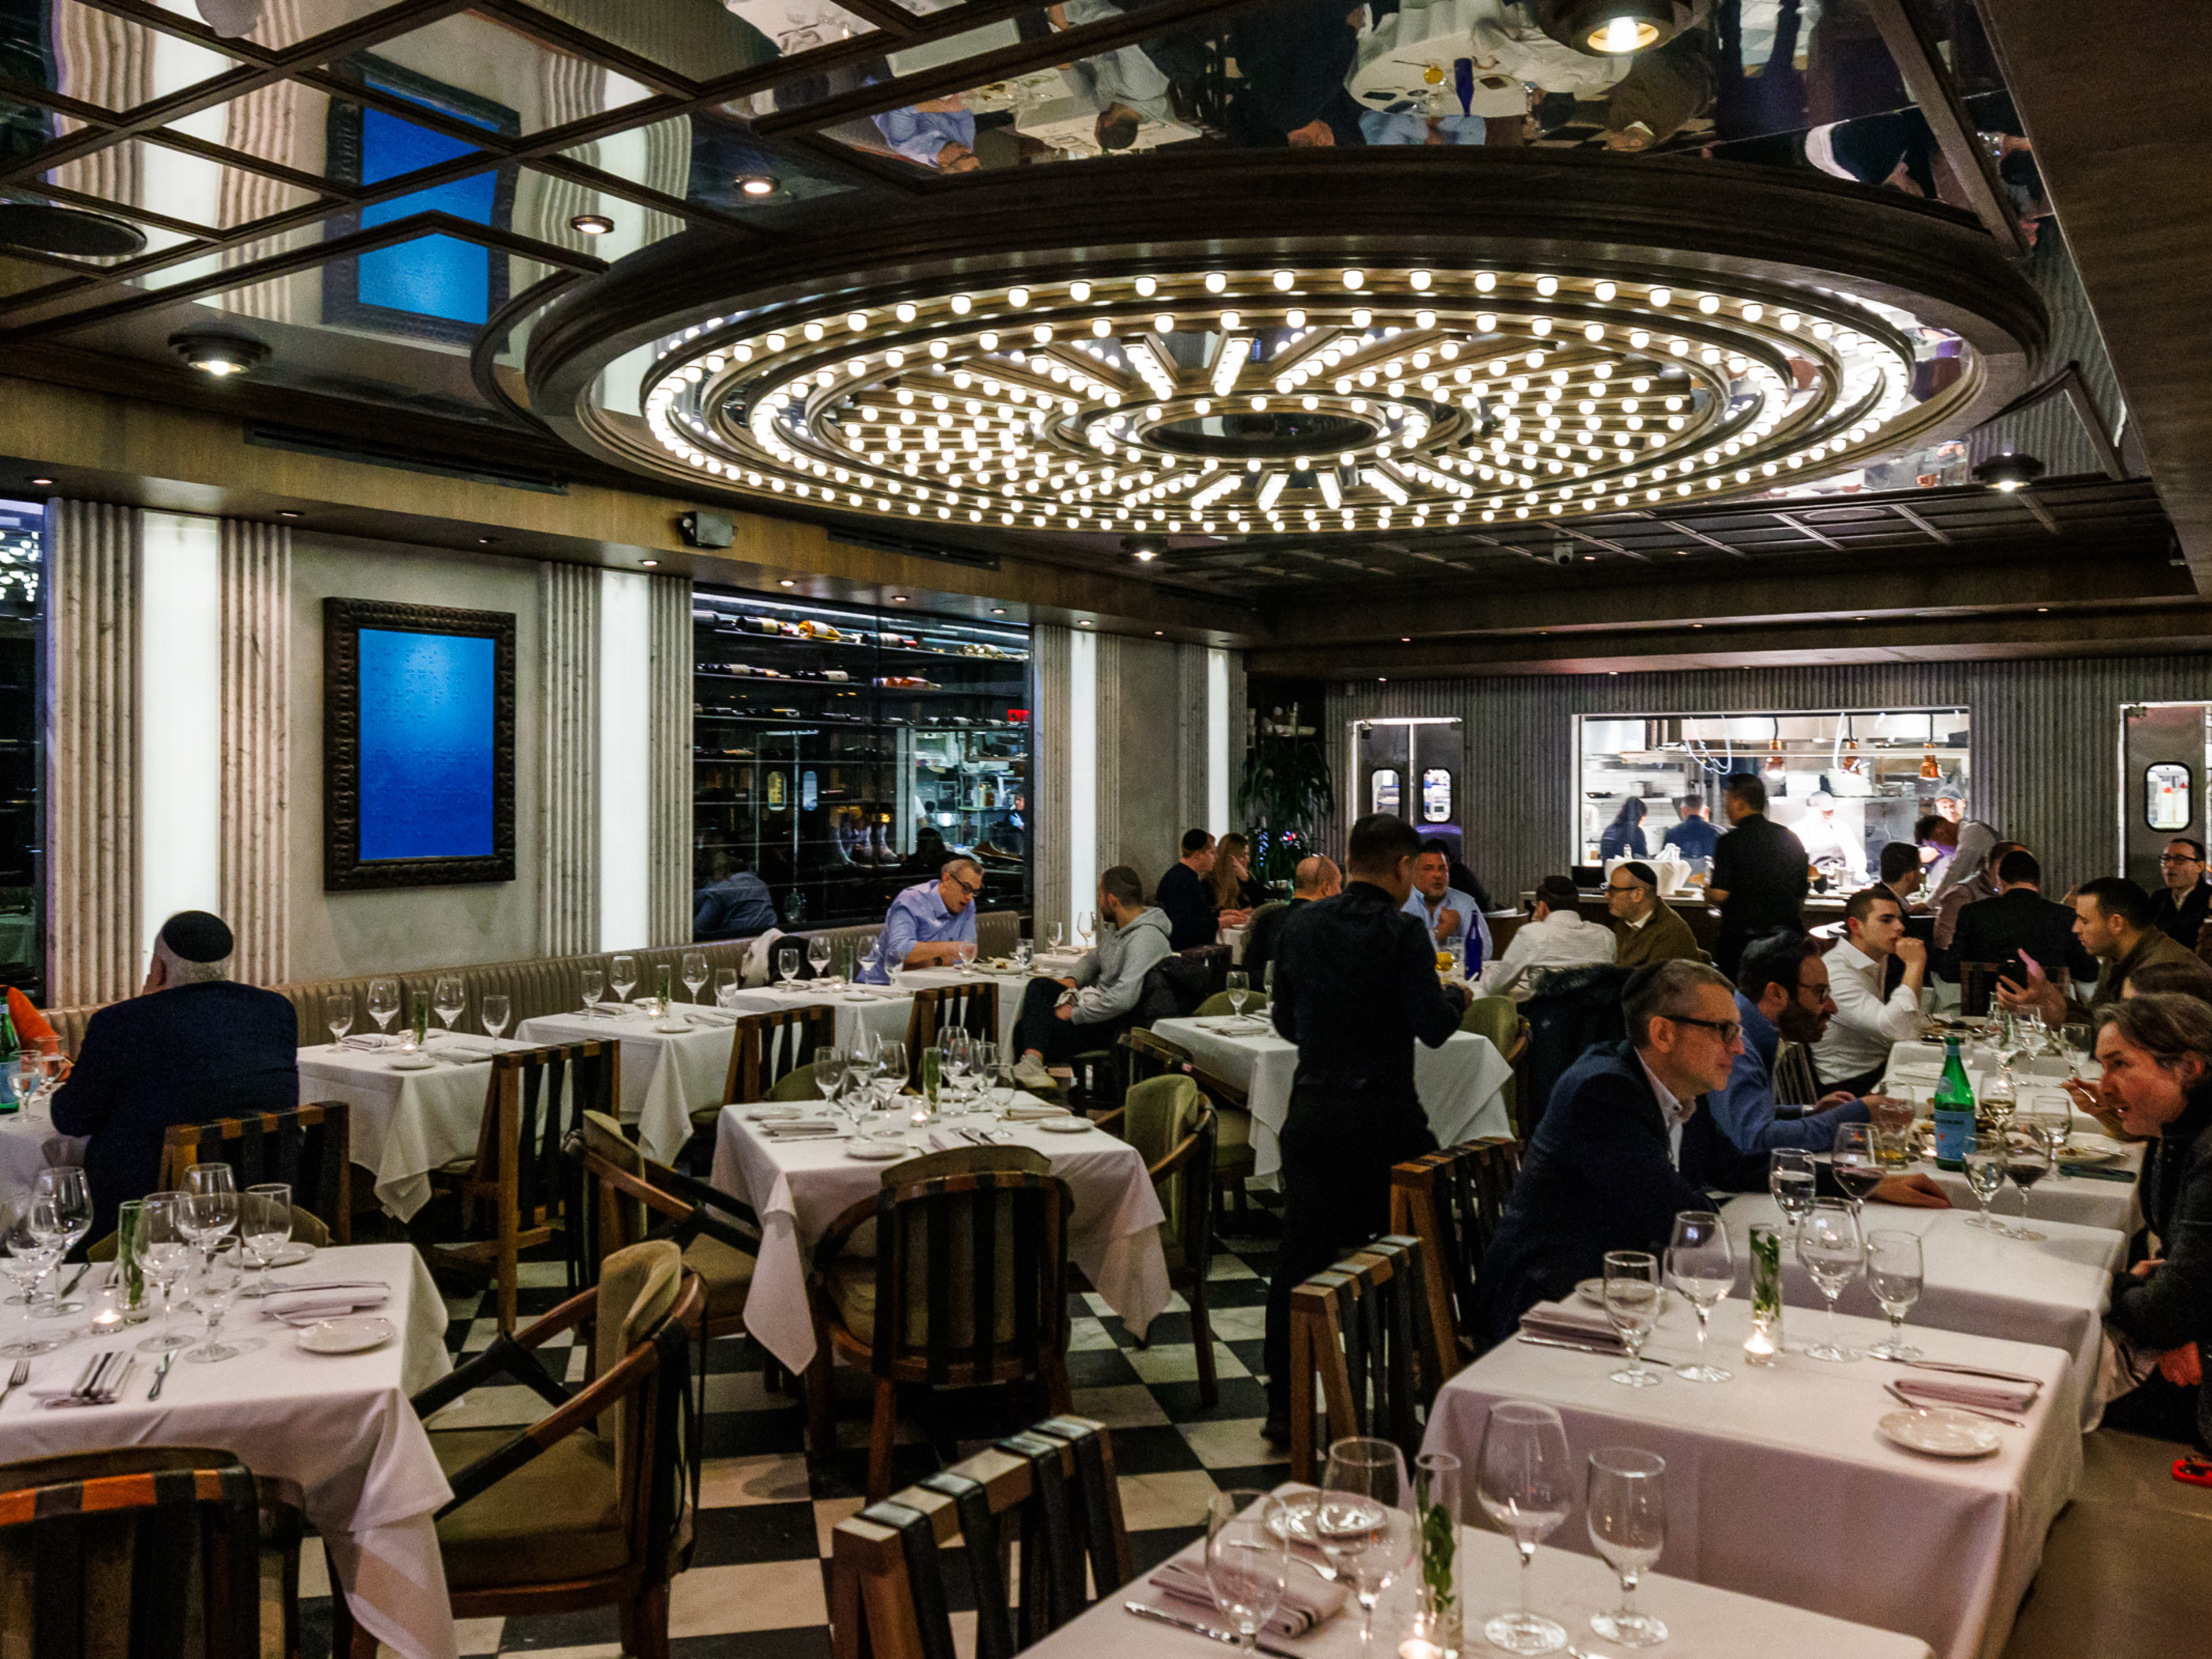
top-left (1933, 1035), bottom-right (1976, 1172)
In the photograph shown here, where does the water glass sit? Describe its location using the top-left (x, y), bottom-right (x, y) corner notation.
top-left (1963, 1132), bottom-right (2006, 1232)
top-left (0, 1206), bottom-right (67, 1355)
top-left (240, 1183), bottom-right (293, 1299)
top-left (433, 975), bottom-right (465, 1032)
top-left (1586, 1449), bottom-right (1668, 1647)
top-left (1831, 1123), bottom-right (1883, 1211)
top-left (874, 1040), bottom-right (910, 1106)
top-left (1226, 969), bottom-right (1250, 1020)
top-left (683, 949), bottom-right (710, 1003)
top-left (812, 1046), bottom-right (847, 1111)
top-left (777, 945), bottom-right (801, 986)
top-left (132, 1192), bottom-right (197, 1354)
top-left (1795, 1199), bottom-right (1864, 1362)
top-left (1864, 1229), bottom-right (1924, 1361)
top-left (966, 1043), bottom-right (998, 1114)
top-left (1475, 1400), bottom-right (1573, 1655)
top-left (325, 993), bottom-right (354, 1045)
top-left (1768, 1147), bottom-right (1816, 1248)
top-left (1205, 1490), bottom-right (1289, 1655)
top-left (366, 976), bottom-right (400, 1033)
top-left (581, 967), bottom-right (606, 1011)
top-left (0, 1204), bottom-right (41, 1307)
top-left (1664, 1211), bottom-right (1733, 1383)
top-left (1601, 1250), bottom-right (1662, 1388)
top-left (182, 1161), bottom-right (240, 1272)
top-left (2032, 1093), bottom-right (2074, 1181)
top-left (714, 968), bottom-right (739, 1009)
top-left (611, 954), bottom-right (638, 1002)
top-left (1317, 1437), bottom-right (1412, 1649)
top-left (482, 994), bottom-right (510, 1040)
top-left (29, 1166), bottom-right (91, 1316)
top-left (186, 1243), bottom-right (243, 1363)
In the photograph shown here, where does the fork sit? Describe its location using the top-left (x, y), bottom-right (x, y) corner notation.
top-left (0, 1359), bottom-right (28, 1409)
top-left (1884, 1381), bottom-right (2024, 1427)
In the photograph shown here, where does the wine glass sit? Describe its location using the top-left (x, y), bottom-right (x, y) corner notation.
top-left (238, 1183), bottom-right (292, 1299)
top-left (1980, 1064), bottom-right (2018, 1133)
top-left (683, 949), bottom-right (710, 1003)
top-left (29, 1166), bottom-right (91, 1316)
top-left (1768, 1147), bottom-right (1816, 1253)
top-left (132, 1193), bottom-right (197, 1354)
top-left (0, 1203), bottom-right (67, 1355)
top-left (2031, 1091), bottom-right (2075, 1182)
top-left (1864, 1229), bottom-right (1924, 1361)
top-left (325, 993), bottom-right (354, 1046)
top-left (1664, 1211), bottom-right (1733, 1383)
top-left (610, 955), bottom-right (638, 1004)
top-left (2003, 1134), bottom-right (2049, 1241)
top-left (366, 976), bottom-right (400, 1035)
top-left (1226, 969), bottom-right (1250, 1021)
top-left (807, 937), bottom-right (832, 982)
top-left (1475, 1400), bottom-right (1573, 1656)
top-left (185, 1242), bottom-right (243, 1363)
top-left (1013, 938), bottom-right (1033, 970)
top-left (813, 1046), bottom-right (847, 1111)
top-left (182, 1162), bottom-right (239, 1275)
top-left (1206, 1489), bottom-right (1289, 1656)
top-left (1601, 1250), bottom-right (1662, 1388)
top-left (1832, 1123), bottom-right (1883, 1213)
top-left (1795, 1198), bottom-right (1864, 1362)
top-left (965, 1042), bottom-right (998, 1115)
top-left (939, 1029), bottom-right (971, 1110)
top-left (1048, 921), bottom-right (1065, 950)
top-left (874, 1040), bottom-right (909, 1108)
top-left (1317, 1437), bottom-right (1413, 1650)
top-left (1586, 1449), bottom-right (1668, 1648)
top-left (714, 968), bottom-right (740, 1009)
top-left (1963, 1132), bottom-right (2006, 1232)
top-left (433, 975), bottom-right (466, 1033)
top-left (1077, 910), bottom-right (1096, 950)
top-left (581, 967), bottom-right (606, 1013)
top-left (0, 1203), bottom-right (40, 1307)
top-left (482, 994), bottom-right (510, 1041)
top-left (777, 945), bottom-right (801, 987)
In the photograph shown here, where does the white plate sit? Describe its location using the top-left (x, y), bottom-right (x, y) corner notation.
top-left (748, 1107), bottom-right (803, 1122)
top-left (297, 1315), bottom-right (395, 1355)
top-left (1876, 1407), bottom-right (2002, 1459)
top-left (2058, 1141), bottom-right (2123, 1165)
top-left (265, 1241), bottom-right (317, 1268)
top-left (1036, 1117), bottom-right (1092, 1134)
top-left (387, 1053), bottom-right (436, 1071)
top-left (847, 1140), bottom-right (910, 1161)
top-left (1263, 1493), bottom-right (1322, 1546)
top-left (1575, 1278), bottom-right (1670, 1313)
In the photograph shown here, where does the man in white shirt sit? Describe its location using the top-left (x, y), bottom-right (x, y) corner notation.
top-left (1794, 791), bottom-right (1867, 888)
top-left (1476, 876), bottom-right (1617, 996)
top-left (1812, 886), bottom-right (1928, 1094)
top-left (1404, 838), bottom-right (1492, 974)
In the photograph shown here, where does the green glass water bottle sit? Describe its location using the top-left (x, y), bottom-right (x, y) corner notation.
top-left (1933, 1035), bottom-right (1976, 1171)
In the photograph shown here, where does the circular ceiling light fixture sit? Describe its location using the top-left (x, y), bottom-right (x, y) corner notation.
top-left (1536, 0), bottom-right (1680, 56)
top-left (736, 173), bottom-right (778, 198)
top-left (1972, 452), bottom-right (2046, 493)
top-left (570, 213), bottom-right (615, 236)
top-left (168, 328), bottom-right (269, 377)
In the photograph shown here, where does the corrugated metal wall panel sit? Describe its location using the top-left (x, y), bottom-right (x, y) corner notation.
top-left (1321, 656), bottom-right (2212, 896)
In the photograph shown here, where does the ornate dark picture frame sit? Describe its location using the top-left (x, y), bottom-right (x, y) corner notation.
top-left (324, 598), bottom-right (516, 891)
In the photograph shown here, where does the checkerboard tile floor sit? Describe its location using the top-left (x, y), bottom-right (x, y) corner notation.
top-left (304, 1217), bottom-right (1287, 1658)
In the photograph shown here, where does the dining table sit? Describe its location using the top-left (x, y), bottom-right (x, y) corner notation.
top-left (512, 1003), bottom-right (724, 1163)
top-left (726, 965), bottom-right (1033, 1054)
top-left (0, 1102), bottom-right (75, 1211)
top-left (0, 1241), bottom-right (458, 1659)
top-left (1719, 1193), bottom-right (2124, 1428)
top-left (1424, 1296), bottom-right (2081, 1659)
top-left (1149, 1014), bottom-right (1513, 1183)
top-left (710, 1097), bottom-right (1170, 1373)
top-left (1044, 1497), bottom-right (1938, 1659)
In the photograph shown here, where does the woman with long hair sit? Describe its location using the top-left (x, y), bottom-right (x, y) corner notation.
top-left (1599, 796), bottom-right (1649, 861)
top-left (1209, 832), bottom-right (1266, 914)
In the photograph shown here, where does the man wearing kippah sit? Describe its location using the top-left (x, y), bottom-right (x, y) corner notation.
top-left (50, 910), bottom-right (298, 1246)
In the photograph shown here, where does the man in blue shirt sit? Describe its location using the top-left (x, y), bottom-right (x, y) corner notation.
top-left (860, 857), bottom-right (982, 982)
top-left (1661, 794), bottom-right (1719, 862)
top-left (871, 100), bottom-right (979, 171)
top-left (1403, 838), bottom-right (1490, 974)
top-left (1711, 929), bottom-right (1871, 1158)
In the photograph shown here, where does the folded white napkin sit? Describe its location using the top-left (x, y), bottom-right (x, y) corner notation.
top-left (1892, 1375), bottom-right (2039, 1414)
top-left (688, 1009), bottom-right (739, 1027)
top-left (1149, 1560), bottom-right (1344, 1636)
top-left (1518, 1301), bottom-right (1629, 1352)
top-left (263, 1286), bottom-right (389, 1322)
top-left (762, 1119), bottom-right (842, 1139)
top-left (1002, 1104), bottom-right (1073, 1122)
top-left (28, 1359), bottom-right (140, 1404)
top-left (340, 1034), bottom-right (395, 1051)
top-left (438, 1043), bottom-right (501, 1062)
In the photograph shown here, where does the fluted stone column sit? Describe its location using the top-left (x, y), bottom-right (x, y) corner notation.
top-left (1033, 625), bottom-right (1073, 938)
top-left (47, 501), bottom-right (141, 1006)
top-left (539, 562), bottom-right (600, 956)
top-left (1176, 643), bottom-right (1210, 838)
top-left (645, 573), bottom-right (693, 946)
top-left (218, 519), bottom-right (290, 984)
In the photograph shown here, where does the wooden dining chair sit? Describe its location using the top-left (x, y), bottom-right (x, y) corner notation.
top-left (0, 1448), bottom-right (310, 1659)
top-left (1094, 1074), bottom-right (1221, 1404)
top-left (704, 1003), bottom-right (838, 1130)
top-left (336, 1241), bottom-right (703, 1659)
top-left (1957, 961), bottom-right (2010, 1018)
top-left (160, 1101), bottom-right (355, 1244)
top-left (810, 1158), bottom-right (1074, 1500)
top-left (904, 980), bottom-right (1000, 1057)
top-left (429, 1039), bottom-right (618, 1331)
top-left (830, 1415), bottom-right (1131, 1659)
top-left (1389, 1138), bottom-right (1522, 1376)
top-left (1286, 1236), bottom-right (1446, 1484)
top-left (1116, 1028), bottom-right (1257, 1221)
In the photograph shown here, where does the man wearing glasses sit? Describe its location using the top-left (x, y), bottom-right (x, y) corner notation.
top-left (1605, 860), bottom-right (1702, 969)
top-left (2151, 838), bottom-right (2212, 950)
top-left (858, 857), bottom-right (983, 983)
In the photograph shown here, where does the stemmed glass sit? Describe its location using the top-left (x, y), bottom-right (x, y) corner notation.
top-left (433, 975), bottom-right (466, 1034)
top-left (180, 1162), bottom-right (240, 1278)
top-left (326, 993), bottom-right (354, 1047)
top-left (239, 1183), bottom-right (293, 1299)
top-left (677, 950), bottom-right (707, 1006)
top-left (0, 1205), bottom-right (69, 1355)
top-left (1864, 1229), bottom-right (1924, 1361)
top-left (366, 976), bottom-right (400, 1036)
top-left (874, 1040), bottom-right (910, 1112)
top-left (581, 967), bottom-right (606, 1013)
top-left (28, 1166), bottom-right (91, 1316)
top-left (2032, 1091), bottom-right (2074, 1182)
top-left (1768, 1148), bottom-right (1816, 1253)
top-left (0, 1204), bottom-right (41, 1306)
top-left (1586, 1449), bottom-right (1668, 1648)
top-left (1048, 922), bottom-right (1065, 952)
top-left (1225, 969), bottom-right (1251, 1022)
top-left (965, 1043), bottom-right (998, 1116)
top-left (1963, 1132), bottom-right (2006, 1232)
top-left (1796, 1198), bottom-right (1865, 1362)
top-left (2003, 1135), bottom-right (2049, 1241)
top-left (1317, 1437), bottom-right (1414, 1650)
top-left (808, 937), bottom-right (832, 982)
top-left (714, 968), bottom-right (739, 1009)
top-left (940, 1029), bottom-right (972, 1109)
top-left (482, 994), bottom-right (510, 1041)
top-left (1831, 1123), bottom-right (1884, 1213)
top-left (1206, 1489), bottom-right (1289, 1656)
top-left (1013, 938), bottom-right (1033, 971)
top-left (610, 955), bottom-right (638, 1005)
top-left (1601, 1250), bottom-right (1662, 1388)
top-left (812, 1046), bottom-right (847, 1114)
top-left (1664, 1211), bottom-right (1733, 1383)
top-left (186, 1242), bottom-right (242, 1363)
top-left (132, 1193), bottom-right (197, 1354)
top-left (777, 945), bottom-right (802, 987)
top-left (1077, 911), bottom-right (1096, 950)
top-left (1475, 1400), bottom-right (1573, 1656)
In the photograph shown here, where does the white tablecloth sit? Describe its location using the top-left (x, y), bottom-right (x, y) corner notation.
top-left (514, 1008), bottom-right (718, 1164)
top-left (1721, 1195), bottom-right (2122, 1429)
top-left (1425, 1298), bottom-right (2081, 1659)
top-left (710, 1101), bottom-right (1170, 1372)
top-left (728, 969), bottom-right (1033, 1055)
top-left (0, 1108), bottom-right (75, 1211)
top-left (1062, 1509), bottom-right (1934, 1659)
top-left (0, 1243), bottom-right (457, 1659)
top-left (1150, 1017), bottom-right (1513, 1181)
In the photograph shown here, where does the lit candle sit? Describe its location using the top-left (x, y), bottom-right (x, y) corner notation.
top-left (1744, 1321), bottom-right (1779, 1366)
top-left (1399, 1640), bottom-right (1443, 1659)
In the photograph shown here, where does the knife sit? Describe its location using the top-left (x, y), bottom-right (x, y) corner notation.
top-left (1516, 1331), bottom-right (1683, 1368)
top-left (1123, 1601), bottom-right (1304, 1657)
top-left (59, 1263), bottom-right (89, 1298)
top-left (1877, 1356), bottom-right (2043, 1386)
top-left (1884, 1381), bottom-right (2024, 1428)
top-left (147, 1350), bottom-right (177, 1400)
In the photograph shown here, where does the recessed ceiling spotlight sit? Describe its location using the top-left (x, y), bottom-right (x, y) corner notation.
top-left (890, 594), bottom-right (908, 602)
top-left (736, 173), bottom-right (777, 197)
top-left (640, 559), bottom-right (660, 567)
top-left (1972, 452), bottom-right (2046, 493)
top-left (476, 536), bottom-right (498, 546)
top-left (277, 509), bottom-right (301, 519)
top-left (569, 213), bottom-right (614, 236)
top-left (28, 477), bottom-right (52, 487)
top-left (168, 328), bottom-right (268, 377)
top-left (779, 578), bottom-right (797, 588)
top-left (1154, 630), bottom-right (1164, 636)
top-left (1078, 619), bottom-right (1093, 627)
top-left (1536, 0), bottom-right (1675, 56)
top-left (991, 607), bottom-right (1006, 615)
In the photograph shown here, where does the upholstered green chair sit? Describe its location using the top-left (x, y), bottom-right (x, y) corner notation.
top-left (1194, 989), bottom-right (1270, 1018)
top-left (1460, 994), bottom-right (1529, 1133)
top-left (1096, 1074), bottom-right (1220, 1404)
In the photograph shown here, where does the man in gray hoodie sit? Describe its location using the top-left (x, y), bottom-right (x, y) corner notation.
top-left (1012, 863), bottom-right (1173, 1089)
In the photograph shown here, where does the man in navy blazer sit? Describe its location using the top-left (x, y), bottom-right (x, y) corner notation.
top-left (50, 911), bottom-right (300, 1246)
top-left (1471, 959), bottom-right (1947, 1351)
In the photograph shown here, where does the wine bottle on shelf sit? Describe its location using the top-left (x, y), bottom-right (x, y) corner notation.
top-left (1932, 1035), bottom-right (1976, 1172)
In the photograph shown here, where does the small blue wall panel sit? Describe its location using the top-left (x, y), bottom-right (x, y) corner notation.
top-left (357, 628), bottom-right (495, 861)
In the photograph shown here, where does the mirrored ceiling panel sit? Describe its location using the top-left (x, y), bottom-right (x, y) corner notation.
top-left (317, 9), bottom-right (661, 138)
top-left (0, 2), bottom-right (242, 117)
top-left (41, 135), bottom-right (320, 233)
top-left (558, 110), bottom-right (862, 214)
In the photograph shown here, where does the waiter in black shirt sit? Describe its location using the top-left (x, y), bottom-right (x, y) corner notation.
top-left (1707, 772), bottom-right (1809, 979)
top-left (1260, 813), bottom-right (1469, 1442)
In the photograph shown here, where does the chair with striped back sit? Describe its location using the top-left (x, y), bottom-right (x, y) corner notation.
top-left (0, 1447), bottom-right (310, 1659)
top-left (703, 1004), bottom-right (838, 1131)
top-left (1389, 1138), bottom-right (1523, 1374)
top-left (1286, 1236), bottom-right (1448, 1484)
top-left (1093, 1075), bottom-right (1221, 1404)
top-left (430, 1039), bottom-right (618, 1331)
top-left (811, 1154), bottom-right (1073, 1501)
top-left (159, 1101), bottom-right (354, 1244)
top-left (830, 1416), bottom-right (1131, 1659)
top-left (903, 980), bottom-right (999, 1058)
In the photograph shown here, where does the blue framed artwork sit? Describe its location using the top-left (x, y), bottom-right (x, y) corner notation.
top-left (324, 599), bottom-right (516, 890)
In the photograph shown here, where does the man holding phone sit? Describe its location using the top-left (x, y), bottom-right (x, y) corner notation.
top-left (1997, 877), bottom-right (2194, 1025)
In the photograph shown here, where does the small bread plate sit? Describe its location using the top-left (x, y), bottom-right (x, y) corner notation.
top-left (264, 1241), bottom-right (317, 1268)
top-left (298, 1315), bottom-right (395, 1355)
top-left (747, 1106), bottom-right (803, 1123)
top-left (1876, 1407), bottom-right (2002, 1459)
top-left (846, 1139), bottom-right (910, 1161)
top-left (1263, 1490), bottom-right (1322, 1546)
top-left (388, 1052), bottom-right (436, 1071)
top-left (1036, 1116), bottom-right (1092, 1134)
